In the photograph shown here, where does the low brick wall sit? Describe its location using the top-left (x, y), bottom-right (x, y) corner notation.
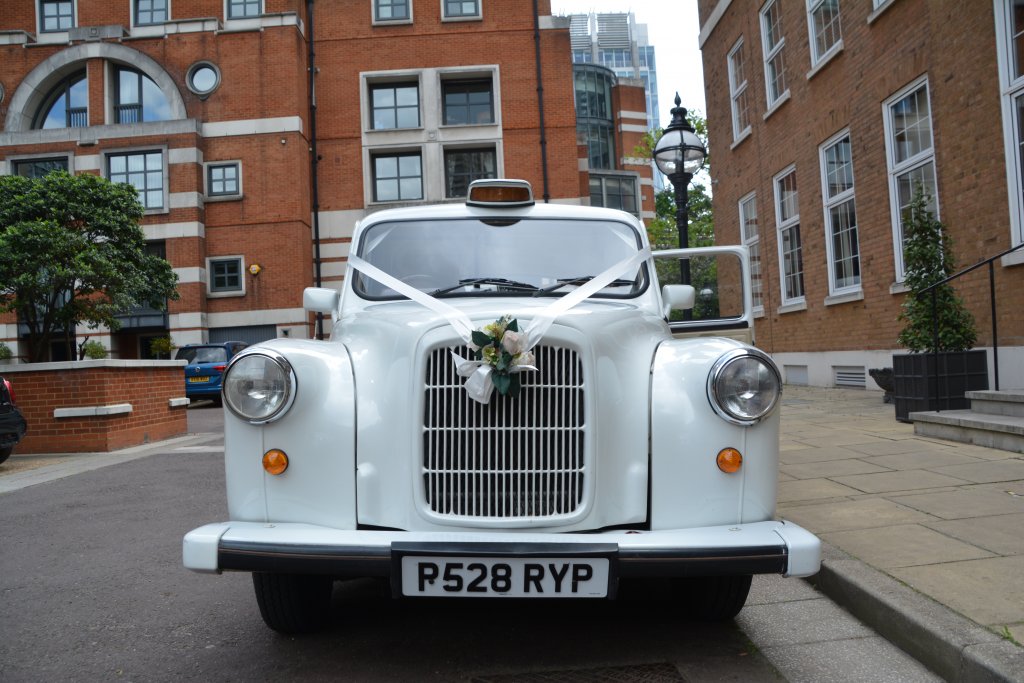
top-left (0, 360), bottom-right (189, 454)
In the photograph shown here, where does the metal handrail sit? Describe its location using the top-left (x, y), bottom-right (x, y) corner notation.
top-left (918, 241), bottom-right (1024, 394)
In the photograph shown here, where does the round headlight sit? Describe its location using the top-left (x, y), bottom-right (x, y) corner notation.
top-left (707, 349), bottom-right (781, 425)
top-left (223, 351), bottom-right (296, 424)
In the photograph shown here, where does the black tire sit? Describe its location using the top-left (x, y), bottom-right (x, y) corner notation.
top-left (0, 446), bottom-right (11, 465)
top-left (671, 574), bottom-right (752, 621)
top-left (252, 573), bottom-right (333, 634)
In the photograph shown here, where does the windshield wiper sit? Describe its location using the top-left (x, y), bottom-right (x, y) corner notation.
top-left (430, 277), bottom-right (540, 297)
top-left (532, 276), bottom-right (635, 297)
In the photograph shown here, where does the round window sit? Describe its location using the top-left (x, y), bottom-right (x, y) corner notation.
top-left (187, 62), bottom-right (220, 97)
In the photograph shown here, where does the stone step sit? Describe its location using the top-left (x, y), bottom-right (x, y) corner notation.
top-left (964, 389), bottom-right (1024, 417)
top-left (909, 408), bottom-right (1024, 453)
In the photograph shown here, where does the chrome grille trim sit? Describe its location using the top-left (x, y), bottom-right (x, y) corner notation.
top-left (423, 344), bottom-right (586, 520)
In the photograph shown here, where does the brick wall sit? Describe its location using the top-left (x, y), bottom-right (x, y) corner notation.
top-left (0, 361), bottom-right (188, 453)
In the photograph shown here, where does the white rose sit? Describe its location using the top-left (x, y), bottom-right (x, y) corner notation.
top-left (501, 330), bottom-right (526, 355)
top-left (514, 351), bottom-right (535, 368)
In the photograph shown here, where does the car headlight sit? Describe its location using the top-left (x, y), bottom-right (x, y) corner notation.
top-left (707, 348), bottom-right (781, 425)
top-left (223, 351), bottom-right (296, 424)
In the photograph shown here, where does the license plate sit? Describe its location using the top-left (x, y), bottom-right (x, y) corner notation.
top-left (187, 376), bottom-right (210, 383)
top-left (400, 556), bottom-right (610, 598)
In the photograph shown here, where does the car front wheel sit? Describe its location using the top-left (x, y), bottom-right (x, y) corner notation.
top-left (670, 574), bottom-right (752, 621)
top-left (0, 446), bottom-right (11, 465)
top-left (252, 572), bottom-right (333, 634)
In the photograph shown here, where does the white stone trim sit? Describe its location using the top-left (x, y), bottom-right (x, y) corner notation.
top-left (169, 147), bottom-right (203, 165)
top-left (169, 313), bottom-right (207, 330)
top-left (169, 192), bottom-right (204, 209)
top-left (55, 403), bottom-right (133, 419)
top-left (318, 209), bottom-right (366, 240)
top-left (169, 397), bottom-right (191, 407)
top-left (144, 222), bottom-right (205, 240)
top-left (618, 110), bottom-right (648, 121)
top-left (201, 116), bottom-right (304, 137)
top-left (698, 0), bottom-right (733, 48)
top-left (207, 308), bottom-right (306, 328)
top-left (173, 267), bottom-right (207, 284)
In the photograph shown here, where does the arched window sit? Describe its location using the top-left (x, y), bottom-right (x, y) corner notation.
top-left (34, 71), bottom-right (87, 129)
top-left (115, 68), bottom-right (171, 124)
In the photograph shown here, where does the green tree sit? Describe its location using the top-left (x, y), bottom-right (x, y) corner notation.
top-left (897, 186), bottom-right (976, 352)
top-left (0, 171), bottom-right (179, 362)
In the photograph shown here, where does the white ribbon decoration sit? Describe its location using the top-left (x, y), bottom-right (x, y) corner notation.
top-left (347, 247), bottom-right (651, 403)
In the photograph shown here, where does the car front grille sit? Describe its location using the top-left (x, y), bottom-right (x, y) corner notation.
top-left (423, 344), bottom-right (586, 520)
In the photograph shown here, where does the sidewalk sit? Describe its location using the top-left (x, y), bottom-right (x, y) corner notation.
top-left (778, 385), bottom-right (1024, 681)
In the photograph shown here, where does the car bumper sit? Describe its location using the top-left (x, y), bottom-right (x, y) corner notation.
top-left (183, 520), bottom-right (821, 579)
top-left (184, 383), bottom-right (221, 397)
top-left (0, 409), bottom-right (28, 448)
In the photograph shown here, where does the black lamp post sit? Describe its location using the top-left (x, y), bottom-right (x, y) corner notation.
top-left (653, 93), bottom-right (707, 286)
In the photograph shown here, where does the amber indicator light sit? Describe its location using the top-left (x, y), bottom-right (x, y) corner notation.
top-left (468, 185), bottom-right (532, 204)
top-left (262, 449), bottom-right (289, 475)
top-left (716, 448), bottom-right (743, 474)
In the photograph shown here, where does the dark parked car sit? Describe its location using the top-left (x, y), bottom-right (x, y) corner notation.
top-left (175, 342), bottom-right (248, 404)
top-left (0, 377), bottom-right (28, 465)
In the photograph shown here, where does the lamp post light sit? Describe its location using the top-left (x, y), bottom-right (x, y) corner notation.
top-left (653, 93), bottom-right (707, 287)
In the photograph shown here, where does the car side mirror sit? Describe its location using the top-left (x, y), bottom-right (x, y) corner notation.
top-left (303, 287), bottom-right (340, 314)
top-left (662, 284), bottom-right (696, 318)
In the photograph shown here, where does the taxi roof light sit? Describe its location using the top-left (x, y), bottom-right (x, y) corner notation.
top-left (466, 179), bottom-right (535, 207)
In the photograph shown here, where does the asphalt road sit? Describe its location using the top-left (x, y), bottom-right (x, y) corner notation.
top-left (0, 404), bottom-right (939, 682)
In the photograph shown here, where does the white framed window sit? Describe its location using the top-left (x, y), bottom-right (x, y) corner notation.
top-left (372, 151), bottom-right (423, 202)
top-left (807, 0), bottom-right (842, 65)
top-left (207, 256), bottom-right (245, 296)
top-left (226, 0), bottom-right (261, 19)
top-left (760, 0), bottom-right (789, 108)
top-left (995, 0), bottom-right (1024, 247)
top-left (819, 130), bottom-right (861, 295)
top-left (106, 149), bottom-right (166, 211)
top-left (204, 161), bottom-right (242, 199)
top-left (738, 192), bottom-right (763, 313)
top-left (774, 166), bottom-right (805, 304)
top-left (590, 173), bottom-right (640, 218)
top-left (442, 0), bottom-right (480, 20)
top-left (727, 38), bottom-right (751, 142)
top-left (9, 155), bottom-right (71, 178)
top-left (39, 0), bottom-right (75, 32)
top-left (370, 82), bottom-right (420, 129)
top-left (441, 78), bottom-right (494, 125)
top-left (882, 77), bottom-right (938, 280)
top-left (374, 0), bottom-right (411, 23)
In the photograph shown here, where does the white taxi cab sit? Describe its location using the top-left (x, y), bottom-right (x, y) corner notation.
top-left (183, 179), bottom-right (820, 633)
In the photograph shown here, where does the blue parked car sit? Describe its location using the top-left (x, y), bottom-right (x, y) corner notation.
top-left (176, 342), bottom-right (248, 404)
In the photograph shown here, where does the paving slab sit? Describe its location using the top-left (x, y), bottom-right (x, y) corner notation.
top-left (759, 637), bottom-right (941, 683)
top-left (890, 488), bottom-right (1024, 520)
top-left (736, 598), bottom-right (874, 648)
top-left (778, 497), bottom-right (937, 533)
top-left (779, 458), bottom-right (891, 480)
top-left (776, 478), bottom-right (863, 503)
top-left (931, 458), bottom-right (1024, 483)
top-left (843, 440), bottom-right (953, 456)
top-left (862, 450), bottom-right (985, 470)
top-left (924, 513), bottom-right (1024, 556)
top-left (780, 445), bottom-right (880, 465)
top-left (820, 524), bottom-right (995, 569)
top-left (832, 469), bottom-right (970, 494)
top-left (891, 556), bottom-right (1024, 627)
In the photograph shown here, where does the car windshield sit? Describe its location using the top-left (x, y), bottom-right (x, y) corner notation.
top-left (355, 217), bottom-right (647, 300)
top-left (175, 346), bottom-right (229, 364)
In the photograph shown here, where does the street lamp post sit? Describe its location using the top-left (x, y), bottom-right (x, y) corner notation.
top-left (653, 93), bottom-right (708, 287)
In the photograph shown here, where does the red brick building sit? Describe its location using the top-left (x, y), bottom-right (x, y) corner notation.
top-left (697, 0), bottom-right (1024, 389)
top-left (0, 0), bottom-right (652, 360)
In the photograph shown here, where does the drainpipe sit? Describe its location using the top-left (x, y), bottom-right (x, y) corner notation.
top-left (307, 0), bottom-right (324, 339)
top-left (532, 0), bottom-right (551, 203)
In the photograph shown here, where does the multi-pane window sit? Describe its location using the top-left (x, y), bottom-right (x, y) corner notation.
top-left (738, 193), bottom-right (763, 311)
top-left (599, 49), bottom-right (632, 69)
top-left (373, 153), bottom-right (422, 202)
top-left (108, 151), bottom-right (164, 210)
top-left (807, 0), bottom-right (842, 64)
top-left (375, 0), bottom-right (409, 21)
top-left (210, 258), bottom-right (243, 293)
top-left (115, 69), bottom-right (172, 124)
top-left (997, 0), bottom-right (1024, 244)
top-left (774, 167), bottom-right (804, 303)
top-left (727, 39), bottom-right (750, 141)
top-left (227, 0), bottom-right (261, 19)
top-left (207, 163), bottom-right (241, 197)
top-left (590, 175), bottom-right (639, 217)
top-left (40, 0), bottom-right (74, 31)
top-left (36, 72), bottom-right (87, 129)
top-left (444, 0), bottom-right (479, 18)
top-left (370, 83), bottom-right (419, 129)
top-left (883, 79), bottom-right (937, 279)
top-left (135, 0), bottom-right (168, 25)
top-left (13, 158), bottom-right (69, 179)
top-left (760, 0), bottom-right (788, 107)
top-left (442, 80), bottom-right (494, 125)
top-left (820, 133), bottom-right (861, 293)
top-left (444, 148), bottom-right (496, 198)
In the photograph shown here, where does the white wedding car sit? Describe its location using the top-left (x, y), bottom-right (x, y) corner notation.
top-left (183, 179), bottom-right (820, 633)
